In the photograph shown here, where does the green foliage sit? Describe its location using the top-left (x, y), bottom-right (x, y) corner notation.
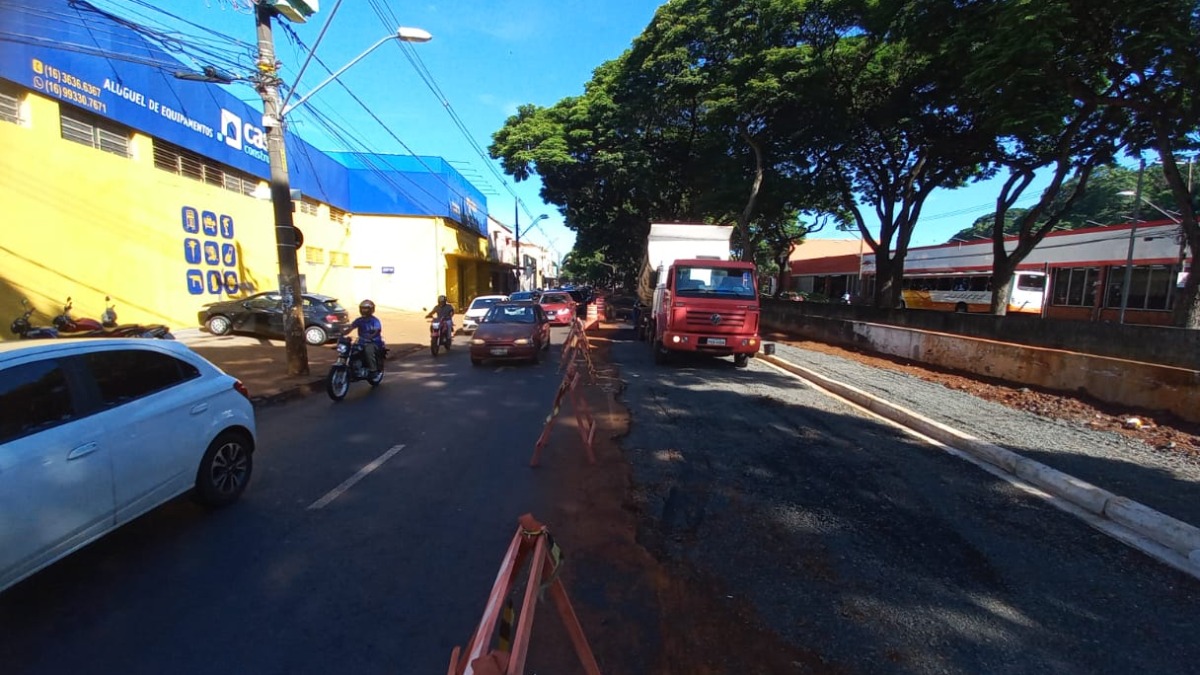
top-left (489, 0), bottom-right (1200, 324)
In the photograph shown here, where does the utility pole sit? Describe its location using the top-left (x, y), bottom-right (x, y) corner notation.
top-left (514, 202), bottom-right (521, 292)
top-left (1119, 158), bottom-right (1146, 325)
top-left (255, 4), bottom-right (308, 375)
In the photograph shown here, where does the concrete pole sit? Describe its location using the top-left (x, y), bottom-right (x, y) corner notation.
top-left (255, 4), bottom-right (308, 375)
top-left (1119, 157), bottom-right (1146, 325)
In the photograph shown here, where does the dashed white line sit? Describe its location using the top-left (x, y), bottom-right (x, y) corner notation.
top-left (307, 444), bottom-right (406, 510)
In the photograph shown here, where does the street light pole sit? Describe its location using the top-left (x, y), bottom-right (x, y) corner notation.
top-left (514, 206), bottom-right (547, 291)
top-left (246, 8), bottom-right (432, 376)
top-left (1119, 158), bottom-right (1146, 324)
top-left (255, 4), bottom-right (308, 375)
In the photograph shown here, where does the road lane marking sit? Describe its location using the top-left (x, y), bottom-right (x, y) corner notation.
top-left (307, 444), bottom-right (406, 510)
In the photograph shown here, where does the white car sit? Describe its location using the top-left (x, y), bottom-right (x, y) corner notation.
top-left (460, 295), bottom-right (508, 333)
top-left (0, 338), bottom-right (257, 593)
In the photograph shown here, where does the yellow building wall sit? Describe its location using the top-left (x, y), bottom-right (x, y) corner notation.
top-left (345, 215), bottom-right (488, 313)
top-left (0, 89), bottom-right (485, 337)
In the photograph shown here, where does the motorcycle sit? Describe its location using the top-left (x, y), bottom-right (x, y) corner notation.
top-left (326, 336), bottom-right (386, 401)
top-left (49, 295), bottom-right (174, 339)
top-left (51, 296), bottom-right (104, 333)
top-left (429, 317), bottom-right (453, 356)
top-left (10, 299), bottom-right (59, 339)
top-left (99, 296), bottom-right (175, 339)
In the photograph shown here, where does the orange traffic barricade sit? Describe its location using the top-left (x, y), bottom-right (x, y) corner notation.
top-left (447, 514), bottom-right (602, 675)
top-left (560, 318), bottom-right (597, 383)
top-left (531, 361), bottom-right (596, 466)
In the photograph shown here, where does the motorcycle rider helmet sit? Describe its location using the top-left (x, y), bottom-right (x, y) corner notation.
top-left (438, 295), bottom-right (447, 304)
top-left (359, 299), bottom-right (376, 317)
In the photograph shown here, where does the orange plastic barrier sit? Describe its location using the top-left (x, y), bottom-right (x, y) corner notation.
top-left (560, 318), bottom-right (597, 383)
top-left (585, 301), bottom-right (599, 330)
top-left (530, 361), bottom-right (596, 466)
top-left (447, 514), bottom-right (602, 675)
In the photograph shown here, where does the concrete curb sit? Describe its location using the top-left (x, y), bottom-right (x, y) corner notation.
top-left (760, 352), bottom-right (1200, 574)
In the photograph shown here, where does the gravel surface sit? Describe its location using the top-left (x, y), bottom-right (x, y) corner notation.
top-left (766, 341), bottom-right (1200, 528)
top-left (611, 332), bottom-right (1200, 675)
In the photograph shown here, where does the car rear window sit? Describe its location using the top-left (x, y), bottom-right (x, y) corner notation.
top-left (470, 297), bottom-right (503, 310)
top-left (0, 359), bottom-right (76, 444)
top-left (541, 293), bottom-right (571, 304)
top-left (306, 298), bottom-right (345, 312)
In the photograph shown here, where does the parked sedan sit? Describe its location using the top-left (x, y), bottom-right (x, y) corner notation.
top-left (469, 302), bottom-right (551, 366)
top-left (0, 338), bottom-right (256, 593)
top-left (538, 291), bottom-right (577, 326)
top-left (198, 292), bottom-right (349, 345)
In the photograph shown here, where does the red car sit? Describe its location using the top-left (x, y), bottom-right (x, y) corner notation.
top-left (538, 291), bottom-right (576, 326)
top-left (469, 302), bottom-right (552, 366)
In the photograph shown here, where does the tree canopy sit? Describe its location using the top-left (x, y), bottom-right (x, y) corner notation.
top-left (490, 0), bottom-right (1200, 327)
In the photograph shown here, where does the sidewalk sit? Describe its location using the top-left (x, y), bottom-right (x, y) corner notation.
top-left (176, 307), bottom-right (433, 407)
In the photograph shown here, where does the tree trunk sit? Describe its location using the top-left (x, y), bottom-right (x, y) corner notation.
top-left (874, 254), bottom-right (903, 308)
top-left (990, 268), bottom-right (1015, 316)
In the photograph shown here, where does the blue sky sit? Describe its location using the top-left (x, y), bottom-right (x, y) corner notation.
top-left (85, 1), bottom-right (1084, 255)
top-left (84, 0), bottom-right (666, 263)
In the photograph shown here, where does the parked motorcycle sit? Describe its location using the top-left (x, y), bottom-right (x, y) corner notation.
top-left (51, 296), bottom-right (104, 334)
top-left (47, 295), bottom-right (174, 339)
top-left (326, 336), bottom-right (386, 401)
top-left (102, 296), bottom-right (175, 339)
top-left (10, 299), bottom-right (59, 339)
top-left (429, 317), bottom-right (453, 356)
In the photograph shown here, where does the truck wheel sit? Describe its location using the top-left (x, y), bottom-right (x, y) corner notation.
top-left (734, 353), bottom-right (750, 368)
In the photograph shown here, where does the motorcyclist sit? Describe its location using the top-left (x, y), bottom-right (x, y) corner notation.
top-left (425, 295), bottom-right (455, 334)
top-left (345, 299), bottom-right (384, 375)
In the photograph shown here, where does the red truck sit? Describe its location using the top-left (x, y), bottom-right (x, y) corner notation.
top-left (636, 223), bottom-right (761, 368)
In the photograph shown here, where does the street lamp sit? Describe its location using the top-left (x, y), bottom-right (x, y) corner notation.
top-left (1117, 191), bottom-right (1183, 223)
top-left (251, 8), bottom-right (430, 375)
top-left (515, 210), bottom-right (547, 291)
top-left (1116, 157), bottom-right (1147, 324)
top-left (281, 26), bottom-right (432, 115)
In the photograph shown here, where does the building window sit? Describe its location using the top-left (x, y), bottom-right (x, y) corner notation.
top-left (305, 246), bottom-right (325, 264)
top-left (1050, 267), bottom-right (1098, 307)
top-left (329, 251), bottom-right (350, 267)
top-left (153, 139), bottom-right (258, 196)
top-left (299, 199), bottom-right (319, 216)
top-left (60, 107), bottom-right (130, 157)
top-left (329, 206), bottom-right (347, 224)
top-left (1104, 264), bottom-right (1179, 311)
top-left (0, 81), bottom-right (23, 125)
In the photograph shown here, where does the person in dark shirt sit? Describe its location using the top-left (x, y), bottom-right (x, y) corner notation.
top-left (345, 299), bottom-right (384, 375)
top-left (426, 295), bottom-right (455, 323)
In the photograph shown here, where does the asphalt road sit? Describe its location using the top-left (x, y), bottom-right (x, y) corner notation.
top-left (0, 331), bottom-right (573, 675)
top-left (614, 331), bottom-right (1200, 674)
top-left (5, 324), bottom-right (1199, 675)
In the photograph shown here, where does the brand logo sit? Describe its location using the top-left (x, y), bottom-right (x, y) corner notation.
top-left (219, 109), bottom-right (242, 150)
top-left (217, 108), bottom-right (269, 162)
top-left (710, 314), bottom-right (722, 325)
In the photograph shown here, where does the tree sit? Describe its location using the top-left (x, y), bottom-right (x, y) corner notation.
top-left (947, 164), bottom-right (1181, 243)
top-left (1070, 0), bottom-right (1200, 327)
top-left (810, 1), bottom-right (994, 308)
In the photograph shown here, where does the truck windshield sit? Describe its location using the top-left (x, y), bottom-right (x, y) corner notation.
top-left (673, 266), bottom-right (756, 299)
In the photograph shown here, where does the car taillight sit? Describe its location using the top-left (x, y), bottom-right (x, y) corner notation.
top-left (233, 380), bottom-right (251, 401)
top-left (325, 314), bottom-right (339, 323)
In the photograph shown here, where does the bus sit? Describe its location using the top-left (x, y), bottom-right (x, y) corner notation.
top-left (899, 271), bottom-right (1047, 314)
